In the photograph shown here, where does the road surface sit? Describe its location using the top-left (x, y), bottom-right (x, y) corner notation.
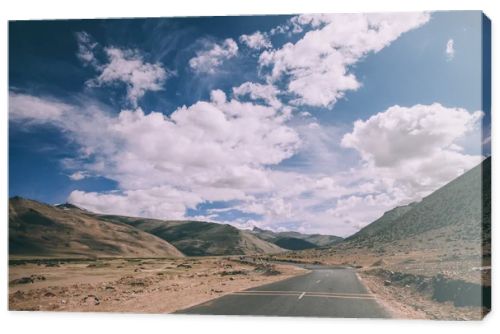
top-left (177, 264), bottom-right (390, 318)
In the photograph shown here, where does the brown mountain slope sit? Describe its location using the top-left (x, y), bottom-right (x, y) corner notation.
top-left (96, 216), bottom-right (285, 256)
top-left (9, 197), bottom-right (184, 258)
top-left (251, 226), bottom-right (343, 250)
top-left (288, 157), bottom-right (491, 287)
top-left (345, 156), bottom-right (491, 247)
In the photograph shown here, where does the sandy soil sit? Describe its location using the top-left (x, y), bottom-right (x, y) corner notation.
top-left (9, 257), bottom-right (307, 313)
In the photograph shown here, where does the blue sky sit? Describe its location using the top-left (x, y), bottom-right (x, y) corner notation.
top-left (9, 11), bottom-right (490, 236)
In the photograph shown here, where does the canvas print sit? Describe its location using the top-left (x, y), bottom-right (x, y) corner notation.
top-left (8, 11), bottom-right (491, 320)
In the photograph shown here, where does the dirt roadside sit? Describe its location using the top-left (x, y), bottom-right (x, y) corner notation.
top-left (9, 257), bottom-right (308, 313)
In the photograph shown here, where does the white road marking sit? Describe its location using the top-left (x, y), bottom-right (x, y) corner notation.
top-left (242, 290), bottom-right (373, 297)
top-left (316, 280), bottom-right (321, 283)
top-left (232, 291), bottom-right (376, 300)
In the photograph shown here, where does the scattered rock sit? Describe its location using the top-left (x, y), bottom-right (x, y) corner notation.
top-left (10, 275), bottom-right (46, 285)
top-left (128, 279), bottom-right (146, 287)
top-left (45, 263), bottom-right (60, 267)
top-left (82, 294), bottom-right (100, 306)
top-left (177, 263), bottom-right (192, 269)
top-left (12, 290), bottom-right (25, 299)
top-left (10, 277), bottom-right (33, 284)
top-left (220, 270), bottom-right (247, 276)
top-left (254, 265), bottom-right (281, 276)
top-left (384, 280), bottom-right (392, 286)
top-left (371, 259), bottom-right (386, 267)
top-left (400, 258), bottom-right (417, 265)
top-left (44, 292), bottom-right (56, 297)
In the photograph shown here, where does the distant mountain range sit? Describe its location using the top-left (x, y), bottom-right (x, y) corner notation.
top-left (251, 227), bottom-right (343, 250)
top-left (9, 198), bottom-right (289, 258)
top-left (8, 157), bottom-right (490, 259)
top-left (95, 215), bottom-right (284, 256)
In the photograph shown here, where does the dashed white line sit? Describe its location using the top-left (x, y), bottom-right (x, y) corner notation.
top-left (298, 292), bottom-right (306, 300)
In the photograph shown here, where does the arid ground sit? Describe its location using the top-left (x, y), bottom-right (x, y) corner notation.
top-left (9, 257), bottom-right (307, 313)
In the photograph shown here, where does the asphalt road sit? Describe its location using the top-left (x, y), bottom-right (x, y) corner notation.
top-left (177, 265), bottom-right (390, 318)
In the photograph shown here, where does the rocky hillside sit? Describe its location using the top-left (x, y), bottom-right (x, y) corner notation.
top-left (345, 157), bottom-right (491, 248)
top-left (9, 197), bottom-right (184, 258)
top-left (251, 227), bottom-right (343, 250)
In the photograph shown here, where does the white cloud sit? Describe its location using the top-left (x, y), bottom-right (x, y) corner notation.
top-left (325, 193), bottom-right (400, 233)
top-left (341, 103), bottom-right (484, 199)
top-left (68, 171), bottom-right (90, 181)
top-left (232, 82), bottom-right (281, 108)
top-left (9, 90), bottom-right (301, 221)
top-left (68, 187), bottom-right (201, 219)
top-left (269, 24), bottom-right (289, 36)
top-left (189, 39), bottom-right (238, 74)
top-left (446, 38), bottom-right (455, 61)
top-left (10, 91), bottom-right (486, 236)
top-left (87, 47), bottom-right (171, 107)
top-left (260, 12), bottom-right (431, 108)
top-left (75, 32), bottom-right (173, 107)
top-left (239, 31), bottom-right (272, 50)
top-left (9, 92), bottom-right (73, 123)
top-left (76, 31), bottom-right (98, 67)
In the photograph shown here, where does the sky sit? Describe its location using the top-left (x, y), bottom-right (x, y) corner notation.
top-left (9, 11), bottom-right (491, 237)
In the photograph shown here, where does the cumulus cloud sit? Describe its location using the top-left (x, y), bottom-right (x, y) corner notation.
top-left (87, 48), bottom-right (171, 107)
top-left (260, 12), bottom-right (431, 108)
top-left (239, 31), bottom-right (272, 49)
top-left (341, 103), bottom-right (484, 199)
top-left (9, 90), bottom-right (301, 220)
top-left (68, 187), bottom-right (201, 219)
top-left (232, 82), bottom-right (281, 108)
top-left (75, 32), bottom-right (174, 107)
top-left (446, 38), bottom-right (455, 61)
top-left (189, 39), bottom-right (238, 74)
top-left (10, 91), bottom-right (486, 236)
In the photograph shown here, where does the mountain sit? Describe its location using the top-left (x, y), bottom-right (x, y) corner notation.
top-left (273, 237), bottom-right (318, 250)
top-left (55, 202), bottom-right (88, 211)
top-left (95, 216), bottom-right (285, 256)
top-left (9, 197), bottom-right (184, 258)
top-left (345, 157), bottom-right (491, 247)
top-left (251, 227), bottom-right (343, 250)
top-left (344, 203), bottom-right (417, 243)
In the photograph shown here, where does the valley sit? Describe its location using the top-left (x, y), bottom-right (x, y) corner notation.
top-left (8, 158), bottom-right (491, 319)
